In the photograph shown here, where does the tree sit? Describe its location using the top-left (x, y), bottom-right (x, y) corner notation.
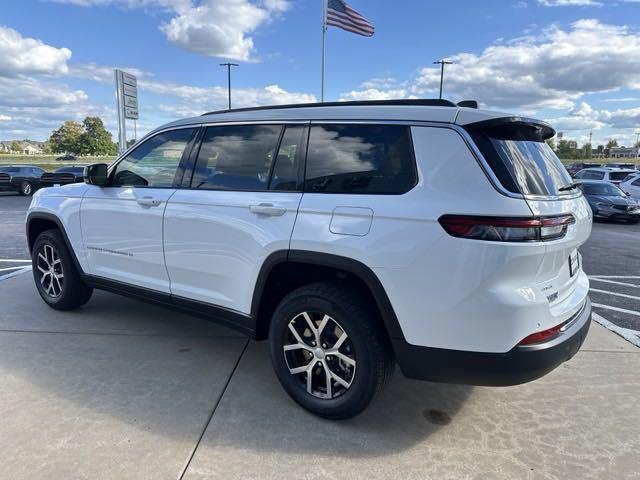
top-left (78, 117), bottom-right (116, 156)
top-left (49, 121), bottom-right (83, 154)
top-left (545, 138), bottom-right (556, 151)
top-left (10, 141), bottom-right (21, 153)
top-left (606, 139), bottom-right (619, 150)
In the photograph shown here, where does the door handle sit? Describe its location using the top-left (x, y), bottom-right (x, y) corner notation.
top-left (249, 203), bottom-right (286, 217)
top-left (136, 196), bottom-right (162, 207)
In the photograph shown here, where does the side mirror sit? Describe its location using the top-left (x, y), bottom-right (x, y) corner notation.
top-left (85, 163), bottom-right (108, 187)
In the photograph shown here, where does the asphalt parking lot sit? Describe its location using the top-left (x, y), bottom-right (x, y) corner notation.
top-left (1, 191), bottom-right (639, 479)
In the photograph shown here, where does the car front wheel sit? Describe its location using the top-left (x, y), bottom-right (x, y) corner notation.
top-left (32, 229), bottom-right (93, 310)
top-left (269, 282), bottom-right (394, 419)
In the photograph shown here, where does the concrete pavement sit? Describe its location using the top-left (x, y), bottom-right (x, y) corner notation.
top-left (1, 271), bottom-right (639, 479)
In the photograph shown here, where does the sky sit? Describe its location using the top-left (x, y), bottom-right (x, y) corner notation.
top-left (1, 0), bottom-right (639, 147)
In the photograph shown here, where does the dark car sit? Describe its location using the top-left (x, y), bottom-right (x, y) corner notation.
top-left (577, 180), bottom-right (640, 224)
top-left (0, 165), bottom-right (45, 196)
top-left (565, 162), bottom-right (600, 177)
top-left (603, 162), bottom-right (637, 170)
top-left (56, 154), bottom-right (77, 161)
top-left (40, 166), bottom-right (86, 187)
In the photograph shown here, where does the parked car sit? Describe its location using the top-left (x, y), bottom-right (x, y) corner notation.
top-left (565, 162), bottom-right (600, 177)
top-left (40, 166), bottom-right (86, 187)
top-left (56, 154), bottom-right (77, 161)
top-left (620, 173), bottom-right (640, 201)
top-left (26, 99), bottom-right (593, 419)
top-left (573, 167), bottom-right (637, 184)
top-left (576, 180), bottom-right (640, 223)
top-left (0, 165), bottom-right (45, 195)
top-left (602, 162), bottom-right (637, 170)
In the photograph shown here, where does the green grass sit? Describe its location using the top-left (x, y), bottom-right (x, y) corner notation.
top-left (0, 154), bottom-right (115, 172)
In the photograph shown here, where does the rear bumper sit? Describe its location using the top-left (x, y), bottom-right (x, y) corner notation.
top-left (393, 297), bottom-right (591, 386)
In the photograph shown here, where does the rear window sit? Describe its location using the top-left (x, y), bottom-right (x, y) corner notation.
top-left (609, 172), bottom-right (632, 182)
top-left (305, 124), bottom-right (416, 194)
top-left (468, 123), bottom-right (573, 196)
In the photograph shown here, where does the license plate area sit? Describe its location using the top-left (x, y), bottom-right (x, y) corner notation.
top-left (569, 250), bottom-right (579, 277)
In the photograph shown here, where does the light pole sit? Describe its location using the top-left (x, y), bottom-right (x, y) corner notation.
top-left (220, 63), bottom-right (239, 110)
top-left (636, 131), bottom-right (640, 159)
top-left (433, 60), bottom-right (453, 99)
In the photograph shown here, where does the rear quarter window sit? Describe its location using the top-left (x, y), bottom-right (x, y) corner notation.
top-left (305, 124), bottom-right (416, 194)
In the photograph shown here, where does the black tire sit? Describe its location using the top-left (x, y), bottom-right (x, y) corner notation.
top-left (20, 180), bottom-right (33, 196)
top-left (269, 282), bottom-right (394, 419)
top-left (32, 229), bottom-right (93, 310)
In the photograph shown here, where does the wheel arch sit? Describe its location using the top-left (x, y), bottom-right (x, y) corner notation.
top-left (251, 250), bottom-right (405, 345)
top-left (26, 212), bottom-right (85, 275)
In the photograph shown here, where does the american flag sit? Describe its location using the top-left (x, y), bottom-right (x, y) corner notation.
top-left (326, 0), bottom-right (374, 37)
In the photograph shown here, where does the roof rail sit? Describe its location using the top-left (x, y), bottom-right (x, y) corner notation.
top-left (201, 98), bottom-right (458, 116)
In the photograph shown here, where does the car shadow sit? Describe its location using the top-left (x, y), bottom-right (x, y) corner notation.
top-left (0, 277), bottom-right (473, 456)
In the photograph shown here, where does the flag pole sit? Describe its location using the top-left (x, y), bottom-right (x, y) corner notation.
top-left (321, 0), bottom-right (327, 102)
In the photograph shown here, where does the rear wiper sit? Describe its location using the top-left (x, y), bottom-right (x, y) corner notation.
top-left (558, 183), bottom-right (579, 192)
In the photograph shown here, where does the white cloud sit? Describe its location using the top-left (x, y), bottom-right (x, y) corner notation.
top-left (49, 0), bottom-right (290, 61)
top-left (0, 115), bottom-right (11, 121)
top-left (0, 26), bottom-right (72, 77)
top-left (547, 102), bottom-right (640, 138)
top-left (537, 0), bottom-right (602, 6)
top-left (407, 19), bottom-right (640, 110)
top-left (142, 80), bottom-right (315, 116)
top-left (339, 88), bottom-right (409, 101)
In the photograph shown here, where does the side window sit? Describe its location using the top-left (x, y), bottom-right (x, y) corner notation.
top-left (632, 178), bottom-right (640, 187)
top-left (574, 170), bottom-right (585, 179)
top-left (594, 172), bottom-right (605, 180)
top-left (111, 128), bottom-right (195, 187)
top-left (269, 125), bottom-right (307, 191)
top-left (191, 124), bottom-right (282, 191)
top-left (305, 124), bottom-right (416, 194)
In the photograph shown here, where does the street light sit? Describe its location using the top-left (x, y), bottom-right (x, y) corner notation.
top-left (220, 63), bottom-right (239, 110)
top-left (433, 60), bottom-right (453, 100)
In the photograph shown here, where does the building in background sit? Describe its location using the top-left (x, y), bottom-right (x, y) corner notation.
top-left (609, 146), bottom-right (639, 159)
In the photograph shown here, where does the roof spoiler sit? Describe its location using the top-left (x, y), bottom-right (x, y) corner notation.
top-left (457, 100), bottom-right (478, 109)
top-left (464, 116), bottom-right (556, 141)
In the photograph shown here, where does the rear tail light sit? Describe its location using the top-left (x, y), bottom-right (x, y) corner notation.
top-left (438, 214), bottom-right (575, 242)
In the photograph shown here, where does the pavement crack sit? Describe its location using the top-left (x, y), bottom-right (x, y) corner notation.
top-left (177, 338), bottom-right (250, 480)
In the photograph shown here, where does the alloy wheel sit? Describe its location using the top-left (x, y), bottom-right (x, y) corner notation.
top-left (283, 311), bottom-right (356, 399)
top-left (36, 244), bottom-right (64, 298)
top-left (22, 182), bottom-right (32, 195)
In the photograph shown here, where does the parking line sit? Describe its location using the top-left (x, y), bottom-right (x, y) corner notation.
top-left (590, 288), bottom-right (640, 302)
top-left (592, 312), bottom-right (640, 348)
top-left (0, 266), bottom-right (28, 272)
top-left (589, 277), bottom-right (640, 289)
top-left (589, 275), bottom-right (640, 279)
top-left (0, 259), bottom-right (31, 263)
top-left (592, 303), bottom-right (640, 317)
top-left (0, 267), bottom-right (31, 282)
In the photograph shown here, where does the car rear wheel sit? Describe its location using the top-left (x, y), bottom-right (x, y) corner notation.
top-left (269, 282), bottom-right (394, 419)
top-left (32, 229), bottom-right (93, 310)
top-left (20, 180), bottom-right (33, 196)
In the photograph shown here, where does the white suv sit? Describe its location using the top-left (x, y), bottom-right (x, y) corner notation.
top-left (26, 99), bottom-right (593, 419)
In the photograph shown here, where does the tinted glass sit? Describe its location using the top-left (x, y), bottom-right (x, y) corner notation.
top-left (609, 171), bottom-right (632, 182)
top-left (583, 183), bottom-right (625, 196)
top-left (305, 124), bottom-right (416, 194)
top-left (269, 125), bottom-right (306, 191)
top-left (633, 178), bottom-right (640, 187)
top-left (2, 167), bottom-right (19, 173)
top-left (585, 171), bottom-right (605, 180)
top-left (111, 128), bottom-right (195, 187)
top-left (192, 125), bottom-right (282, 191)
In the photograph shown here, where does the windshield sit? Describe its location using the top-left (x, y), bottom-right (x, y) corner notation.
top-left (582, 183), bottom-right (626, 197)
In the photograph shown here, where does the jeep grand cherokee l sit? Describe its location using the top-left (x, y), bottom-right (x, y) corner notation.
top-left (26, 99), bottom-right (592, 419)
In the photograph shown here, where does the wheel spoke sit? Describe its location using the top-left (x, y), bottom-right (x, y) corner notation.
top-left (40, 272), bottom-right (49, 285)
top-left (53, 276), bottom-right (63, 296)
top-left (37, 266), bottom-right (47, 274)
top-left (323, 363), bottom-right (333, 398)
top-left (301, 312), bottom-right (318, 343)
top-left (306, 365), bottom-right (314, 394)
top-left (283, 342), bottom-right (312, 352)
top-left (329, 370), bottom-right (351, 389)
top-left (38, 253), bottom-right (49, 267)
top-left (288, 360), bottom-right (312, 375)
top-left (333, 332), bottom-right (348, 351)
top-left (329, 351), bottom-right (356, 367)
top-left (52, 258), bottom-right (61, 266)
top-left (287, 322), bottom-right (307, 346)
top-left (317, 314), bottom-right (330, 337)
